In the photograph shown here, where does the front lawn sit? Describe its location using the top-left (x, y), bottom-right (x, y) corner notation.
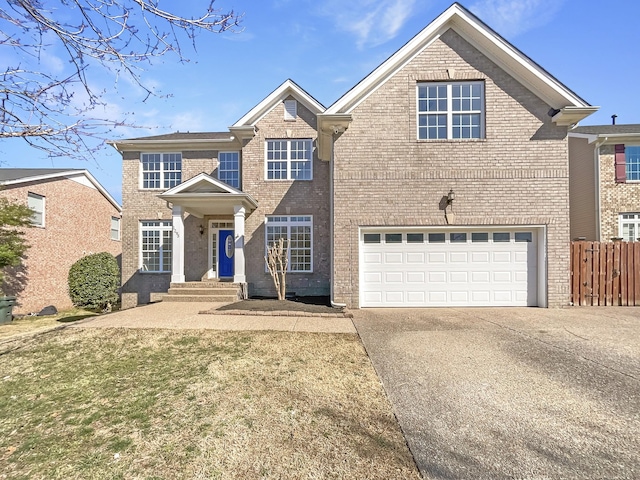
top-left (0, 328), bottom-right (418, 479)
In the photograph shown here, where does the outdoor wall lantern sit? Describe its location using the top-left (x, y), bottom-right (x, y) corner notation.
top-left (199, 225), bottom-right (205, 236)
top-left (447, 189), bottom-right (456, 206)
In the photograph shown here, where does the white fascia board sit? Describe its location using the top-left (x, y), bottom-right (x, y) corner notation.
top-left (592, 133), bottom-right (640, 145)
top-left (109, 137), bottom-right (238, 152)
top-left (326, 3), bottom-right (593, 115)
top-left (161, 172), bottom-right (242, 196)
top-left (232, 79), bottom-right (325, 127)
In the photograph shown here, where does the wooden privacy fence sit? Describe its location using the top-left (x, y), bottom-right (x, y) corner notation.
top-left (571, 241), bottom-right (640, 306)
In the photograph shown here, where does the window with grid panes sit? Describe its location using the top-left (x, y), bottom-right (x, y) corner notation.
top-left (265, 139), bottom-right (312, 180)
top-left (625, 146), bottom-right (640, 181)
top-left (620, 213), bottom-right (640, 241)
top-left (417, 81), bottom-right (484, 140)
top-left (219, 151), bottom-right (240, 189)
top-left (140, 221), bottom-right (172, 272)
top-left (141, 153), bottom-right (182, 189)
top-left (265, 216), bottom-right (312, 272)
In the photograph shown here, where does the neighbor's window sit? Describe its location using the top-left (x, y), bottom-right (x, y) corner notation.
top-left (265, 216), bottom-right (312, 272)
top-left (625, 146), bottom-right (640, 181)
top-left (28, 192), bottom-right (45, 227)
top-left (417, 81), bottom-right (484, 140)
top-left (140, 221), bottom-right (172, 272)
top-left (140, 153), bottom-right (182, 189)
top-left (620, 213), bottom-right (640, 241)
top-left (111, 217), bottom-right (121, 240)
top-left (265, 139), bottom-right (313, 180)
top-left (219, 151), bottom-right (240, 189)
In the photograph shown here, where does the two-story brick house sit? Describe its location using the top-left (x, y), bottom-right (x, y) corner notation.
top-left (0, 169), bottom-right (122, 313)
top-left (569, 125), bottom-right (640, 242)
top-left (113, 3), bottom-right (597, 309)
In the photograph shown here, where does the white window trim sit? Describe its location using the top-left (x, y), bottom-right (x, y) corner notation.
top-left (111, 216), bottom-right (121, 241)
top-left (139, 152), bottom-right (182, 190)
top-left (218, 151), bottom-right (241, 189)
top-left (139, 220), bottom-right (173, 273)
top-left (416, 81), bottom-right (485, 140)
top-left (625, 145), bottom-right (640, 182)
top-left (619, 213), bottom-right (640, 241)
top-left (265, 215), bottom-right (313, 273)
top-left (264, 139), bottom-right (313, 181)
top-left (28, 192), bottom-right (45, 228)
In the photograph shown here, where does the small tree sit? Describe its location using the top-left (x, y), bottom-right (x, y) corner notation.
top-left (68, 252), bottom-right (120, 310)
top-left (0, 198), bottom-right (33, 296)
top-left (265, 238), bottom-right (289, 300)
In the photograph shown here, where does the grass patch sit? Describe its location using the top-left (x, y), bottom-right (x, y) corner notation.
top-left (0, 328), bottom-right (418, 479)
top-left (0, 309), bottom-right (98, 341)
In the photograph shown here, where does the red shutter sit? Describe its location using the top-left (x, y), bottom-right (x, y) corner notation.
top-left (615, 144), bottom-right (626, 183)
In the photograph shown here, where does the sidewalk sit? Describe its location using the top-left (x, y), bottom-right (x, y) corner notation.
top-left (71, 302), bottom-right (357, 334)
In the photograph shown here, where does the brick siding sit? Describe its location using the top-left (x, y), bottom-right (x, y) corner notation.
top-left (0, 177), bottom-right (121, 313)
top-left (331, 30), bottom-right (571, 307)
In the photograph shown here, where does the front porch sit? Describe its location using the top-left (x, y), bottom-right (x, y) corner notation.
top-left (162, 281), bottom-right (242, 303)
top-left (158, 173), bottom-right (258, 288)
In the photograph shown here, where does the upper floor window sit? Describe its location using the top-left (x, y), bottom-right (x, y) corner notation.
top-left (265, 139), bottom-right (313, 181)
top-left (625, 146), bottom-right (640, 181)
top-left (219, 151), bottom-right (240, 189)
top-left (140, 221), bottom-right (172, 272)
top-left (417, 81), bottom-right (484, 140)
top-left (111, 216), bottom-right (121, 240)
top-left (141, 153), bottom-right (182, 189)
top-left (28, 192), bottom-right (45, 227)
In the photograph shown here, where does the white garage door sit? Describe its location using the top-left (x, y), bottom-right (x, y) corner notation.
top-left (360, 228), bottom-right (541, 307)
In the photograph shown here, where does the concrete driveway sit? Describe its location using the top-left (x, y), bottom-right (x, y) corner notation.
top-left (353, 307), bottom-right (640, 479)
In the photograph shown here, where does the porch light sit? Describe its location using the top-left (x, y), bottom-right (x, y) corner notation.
top-left (199, 224), bottom-right (205, 236)
top-left (447, 189), bottom-right (456, 205)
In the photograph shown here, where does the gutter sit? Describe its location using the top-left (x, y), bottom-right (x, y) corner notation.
top-left (593, 136), bottom-right (608, 241)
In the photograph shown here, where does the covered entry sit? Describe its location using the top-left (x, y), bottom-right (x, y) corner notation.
top-left (158, 173), bottom-right (257, 284)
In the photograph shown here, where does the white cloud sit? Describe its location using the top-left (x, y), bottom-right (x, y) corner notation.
top-left (469, 0), bottom-right (565, 38)
top-left (317, 0), bottom-right (417, 48)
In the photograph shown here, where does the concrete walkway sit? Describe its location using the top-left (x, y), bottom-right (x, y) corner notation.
top-left (71, 302), bottom-right (357, 334)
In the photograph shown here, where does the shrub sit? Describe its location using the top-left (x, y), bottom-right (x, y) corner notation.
top-left (68, 252), bottom-right (120, 310)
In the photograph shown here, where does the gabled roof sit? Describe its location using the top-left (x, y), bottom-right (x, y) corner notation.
top-left (158, 173), bottom-right (258, 218)
top-left (0, 168), bottom-right (121, 212)
top-left (232, 79), bottom-right (325, 127)
top-left (324, 2), bottom-right (597, 123)
top-left (569, 124), bottom-right (640, 145)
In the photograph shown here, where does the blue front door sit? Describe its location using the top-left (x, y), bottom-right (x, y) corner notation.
top-left (218, 230), bottom-right (234, 277)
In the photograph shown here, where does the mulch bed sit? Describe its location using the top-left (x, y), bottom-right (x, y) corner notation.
top-left (213, 296), bottom-right (349, 316)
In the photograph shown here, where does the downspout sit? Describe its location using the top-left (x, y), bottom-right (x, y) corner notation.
top-left (594, 136), bottom-right (607, 241)
top-left (329, 132), bottom-right (347, 308)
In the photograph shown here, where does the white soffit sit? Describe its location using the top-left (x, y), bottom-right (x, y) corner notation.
top-left (232, 79), bottom-right (325, 127)
top-left (325, 3), bottom-right (594, 115)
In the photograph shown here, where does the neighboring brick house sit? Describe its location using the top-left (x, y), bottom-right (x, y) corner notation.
top-left (569, 125), bottom-right (640, 242)
top-left (0, 169), bottom-right (122, 313)
top-left (112, 3), bottom-right (597, 309)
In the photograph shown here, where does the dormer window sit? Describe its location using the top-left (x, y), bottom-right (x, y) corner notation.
top-left (284, 99), bottom-right (297, 121)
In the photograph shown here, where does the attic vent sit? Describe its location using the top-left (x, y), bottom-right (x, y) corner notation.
top-left (284, 99), bottom-right (297, 121)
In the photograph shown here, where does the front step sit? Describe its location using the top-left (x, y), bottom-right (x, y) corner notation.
top-left (161, 281), bottom-right (242, 303)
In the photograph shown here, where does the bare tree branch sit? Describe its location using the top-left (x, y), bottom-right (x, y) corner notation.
top-left (0, 1), bottom-right (242, 160)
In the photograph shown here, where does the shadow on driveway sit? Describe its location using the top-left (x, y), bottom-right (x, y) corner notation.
top-left (353, 307), bottom-right (640, 479)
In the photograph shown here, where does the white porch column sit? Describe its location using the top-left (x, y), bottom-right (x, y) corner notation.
top-left (233, 205), bottom-right (246, 283)
top-left (171, 205), bottom-right (185, 283)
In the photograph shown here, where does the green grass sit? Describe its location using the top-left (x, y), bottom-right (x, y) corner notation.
top-left (0, 328), bottom-right (419, 480)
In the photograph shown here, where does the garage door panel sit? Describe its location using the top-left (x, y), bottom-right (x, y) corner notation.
top-left (360, 228), bottom-right (540, 307)
top-left (450, 271), bottom-right (468, 283)
top-left (406, 271), bottom-right (425, 283)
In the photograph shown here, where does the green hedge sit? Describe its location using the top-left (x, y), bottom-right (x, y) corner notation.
top-left (68, 252), bottom-right (120, 310)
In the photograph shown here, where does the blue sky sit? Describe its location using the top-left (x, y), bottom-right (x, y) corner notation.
top-left (3, 0), bottom-right (640, 203)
